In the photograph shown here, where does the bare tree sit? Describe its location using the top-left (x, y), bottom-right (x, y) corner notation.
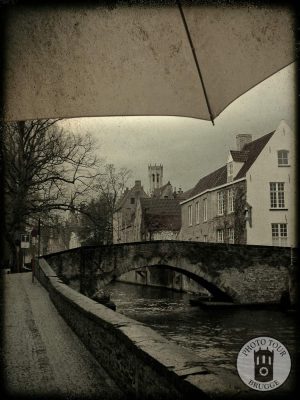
top-left (76, 164), bottom-right (132, 245)
top-left (3, 119), bottom-right (101, 270)
top-left (96, 164), bottom-right (132, 214)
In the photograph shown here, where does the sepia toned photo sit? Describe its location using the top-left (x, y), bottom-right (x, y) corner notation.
top-left (1, 2), bottom-right (297, 399)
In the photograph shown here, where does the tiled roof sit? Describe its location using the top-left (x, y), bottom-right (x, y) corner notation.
top-left (230, 150), bottom-right (249, 163)
top-left (235, 131), bottom-right (274, 179)
top-left (189, 165), bottom-right (227, 197)
top-left (185, 130), bottom-right (274, 200)
top-left (140, 198), bottom-right (181, 231)
top-left (140, 198), bottom-right (181, 214)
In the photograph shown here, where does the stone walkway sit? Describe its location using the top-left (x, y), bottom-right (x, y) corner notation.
top-left (1, 272), bottom-right (125, 399)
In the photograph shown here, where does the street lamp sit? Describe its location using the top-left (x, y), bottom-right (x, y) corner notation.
top-left (31, 228), bottom-right (38, 283)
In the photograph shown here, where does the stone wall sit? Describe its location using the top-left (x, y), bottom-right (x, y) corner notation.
top-left (44, 241), bottom-right (292, 304)
top-left (37, 258), bottom-right (245, 399)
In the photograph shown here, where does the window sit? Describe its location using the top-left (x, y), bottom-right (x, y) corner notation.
top-left (195, 202), bottom-right (200, 224)
top-left (270, 182), bottom-right (285, 209)
top-left (203, 198), bottom-right (207, 222)
top-left (217, 191), bottom-right (224, 215)
top-left (228, 228), bottom-right (234, 244)
top-left (156, 174), bottom-right (159, 183)
top-left (278, 150), bottom-right (289, 166)
top-left (217, 229), bottom-right (224, 243)
top-left (152, 174), bottom-right (155, 182)
top-left (228, 188), bottom-right (234, 213)
top-left (130, 198), bottom-right (135, 204)
top-left (271, 223), bottom-right (287, 246)
top-left (188, 205), bottom-right (193, 226)
top-left (203, 235), bottom-right (208, 242)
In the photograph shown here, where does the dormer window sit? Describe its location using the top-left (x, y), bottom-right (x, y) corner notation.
top-left (278, 150), bottom-right (289, 166)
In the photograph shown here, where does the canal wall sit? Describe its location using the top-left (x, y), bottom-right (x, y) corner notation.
top-left (36, 258), bottom-right (245, 399)
top-left (44, 241), bottom-right (292, 304)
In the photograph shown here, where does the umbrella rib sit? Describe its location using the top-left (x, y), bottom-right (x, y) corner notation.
top-left (177, 1), bottom-right (215, 125)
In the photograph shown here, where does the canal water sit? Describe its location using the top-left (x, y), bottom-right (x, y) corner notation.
top-left (107, 281), bottom-right (297, 385)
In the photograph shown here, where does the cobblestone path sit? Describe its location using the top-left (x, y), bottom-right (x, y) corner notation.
top-left (1, 273), bottom-right (125, 399)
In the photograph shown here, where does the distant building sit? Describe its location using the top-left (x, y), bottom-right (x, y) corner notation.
top-left (134, 198), bottom-right (181, 241)
top-left (113, 165), bottom-right (188, 243)
top-left (180, 121), bottom-right (295, 247)
top-left (113, 180), bottom-right (149, 243)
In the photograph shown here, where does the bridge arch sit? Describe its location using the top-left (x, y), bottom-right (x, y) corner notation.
top-left (114, 263), bottom-right (235, 302)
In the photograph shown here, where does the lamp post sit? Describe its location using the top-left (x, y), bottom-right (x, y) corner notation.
top-left (31, 228), bottom-right (38, 283)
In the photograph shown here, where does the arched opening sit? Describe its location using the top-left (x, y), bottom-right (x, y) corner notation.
top-left (117, 263), bottom-right (234, 302)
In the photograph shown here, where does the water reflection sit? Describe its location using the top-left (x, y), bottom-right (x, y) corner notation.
top-left (108, 281), bottom-right (297, 377)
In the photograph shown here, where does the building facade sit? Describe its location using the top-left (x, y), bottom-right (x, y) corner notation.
top-left (113, 180), bottom-right (149, 243)
top-left (180, 121), bottom-right (295, 247)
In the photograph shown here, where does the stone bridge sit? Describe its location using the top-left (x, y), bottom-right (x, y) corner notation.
top-left (44, 241), bottom-right (292, 305)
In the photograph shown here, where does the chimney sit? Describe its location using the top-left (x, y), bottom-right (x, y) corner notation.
top-left (236, 134), bottom-right (252, 151)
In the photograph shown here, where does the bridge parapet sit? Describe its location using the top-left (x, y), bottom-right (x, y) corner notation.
top-left (44, 241), bottom-right (292, 305)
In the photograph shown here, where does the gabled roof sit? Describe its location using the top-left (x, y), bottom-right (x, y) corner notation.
top-left (230, 150), bottom-right (249, 163)
top-left (115, 184), bottom-right (148, 211)
top-left (189, 165), bottom-right (227, 198)
top-left (152, 181), bottom-right (173, 198)
top-left (235, 131), bottom-right (274, 179)
top-left (185, 130), bottom-right (275, 201)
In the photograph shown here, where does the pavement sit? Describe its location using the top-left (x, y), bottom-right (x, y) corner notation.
top-left (1, 272), bottom-right (125, 399)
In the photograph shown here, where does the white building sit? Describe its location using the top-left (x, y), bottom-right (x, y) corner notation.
top-left (180, 121), bottom-right (296, 247)
top-left (245, 120), bottom-right (295, 247)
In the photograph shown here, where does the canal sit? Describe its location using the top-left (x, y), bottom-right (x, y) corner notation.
top-left (107, 281), bottom-right (297, 387)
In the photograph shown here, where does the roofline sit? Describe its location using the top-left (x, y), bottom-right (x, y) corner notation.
top-left (179, 177), bottom-right (246, 205)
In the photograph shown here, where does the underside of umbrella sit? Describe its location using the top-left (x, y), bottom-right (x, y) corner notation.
top-left (3, 4), bottom-right (295, 122)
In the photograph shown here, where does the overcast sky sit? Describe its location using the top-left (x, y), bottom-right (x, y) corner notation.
top-left (61, 63), bottom-right (295, 194)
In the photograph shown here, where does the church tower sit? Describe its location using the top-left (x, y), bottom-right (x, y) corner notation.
top-left (148, 164), bottom-right (163, 195)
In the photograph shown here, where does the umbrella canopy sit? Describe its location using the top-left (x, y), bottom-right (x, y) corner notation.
top-left (3, 4), bottom-right (295, 122)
